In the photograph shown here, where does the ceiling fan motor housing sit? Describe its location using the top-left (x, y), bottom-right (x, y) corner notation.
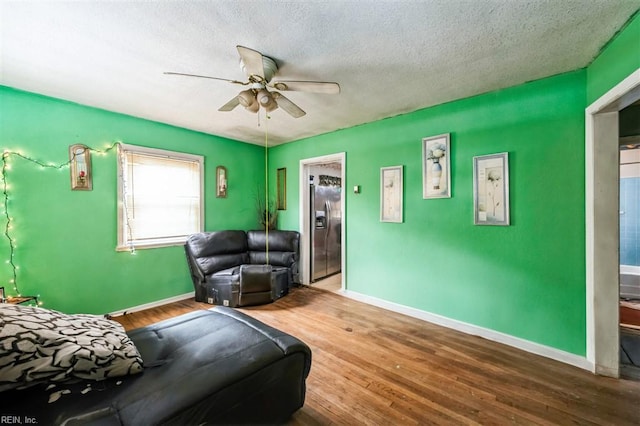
top-left (241, 55), bottom-right (277, 83)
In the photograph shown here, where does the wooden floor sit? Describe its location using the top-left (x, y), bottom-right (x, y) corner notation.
top-left (114, 287), bottom-right (640, 425)
top-left (621, 299), bottom-right (640, 329)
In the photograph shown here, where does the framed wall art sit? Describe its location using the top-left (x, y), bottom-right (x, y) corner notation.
top-left (422, 133), bottom-right (451, 199)
top-left (380, 165), bottom-right (403, 223)
top-left (473, 152), bottom-right (510, 226)
top-left (69, 144), bottom-right (92, 190)
top-left (276, 167), bottom-right (287, 210)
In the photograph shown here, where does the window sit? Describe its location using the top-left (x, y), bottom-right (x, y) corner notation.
top-left (117, 143), bottom-right (204, 251)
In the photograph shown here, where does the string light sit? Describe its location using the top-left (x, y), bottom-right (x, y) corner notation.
top-left (1, 142), bottom-right (119, 303)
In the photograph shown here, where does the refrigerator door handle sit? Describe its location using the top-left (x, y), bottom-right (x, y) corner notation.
top-left (325, 200), bottom-right (331, 235)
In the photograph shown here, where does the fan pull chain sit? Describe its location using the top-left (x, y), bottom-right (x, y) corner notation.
top-left (264, 112), bottom-right (269, 264)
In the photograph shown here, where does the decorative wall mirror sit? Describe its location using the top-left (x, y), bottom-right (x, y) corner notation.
top-left (216, 166), bottom-right (227, 198)
top-left (69, 144), bottom-right (92, 190)
top-left (277, 167), bottom-right (287, 210)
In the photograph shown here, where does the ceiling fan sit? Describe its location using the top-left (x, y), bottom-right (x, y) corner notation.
top-left (165, 45), bottom-right (340, 118)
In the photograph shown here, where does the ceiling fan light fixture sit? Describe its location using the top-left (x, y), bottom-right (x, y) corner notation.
top-left (245, 102), bottom-right (259, 113)
top-left (256, 89), bottom-right (272, 106)
top-left (257, 89), bottom-right (278, 112)
top-left (264, 101), bottom-right (278, 113)
top-left (237, 89), bottom-right (256, 108)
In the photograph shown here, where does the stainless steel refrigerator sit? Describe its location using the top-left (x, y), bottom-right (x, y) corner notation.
top-left (310, 176), bottom-right (342, 282)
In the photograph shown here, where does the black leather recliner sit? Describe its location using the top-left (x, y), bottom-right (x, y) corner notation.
top-left (184, 230), bottom-right (300, 307)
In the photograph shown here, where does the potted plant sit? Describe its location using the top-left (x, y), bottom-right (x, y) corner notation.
top-left (255, 188), bottom-right (278, 230)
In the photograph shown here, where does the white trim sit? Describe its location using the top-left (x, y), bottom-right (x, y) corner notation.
top-left (299, 153), bottom-right (346, 288)
top-left (620, 265), bottom-right (640, 275)
top-left (586, 67), bottom-right (640, 376)
top-left (118, 142), bottom-right (205, 162)
top-left (340, 289), bottom-right (593, 371)
top-left (108, 292), bottom-right (193, 317)
top-left (586, 69), bottom-right (640, 114)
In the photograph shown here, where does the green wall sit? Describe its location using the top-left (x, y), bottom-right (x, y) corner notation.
top-left (1, 12), bottom-right (636, 356)
top-left (270, 71), bottom-right (588, 355)
top-left (587, 11), bottom-right (640, 104)
top-left (269, 13), bottom-right (639, 357)
top-left (0, 87), bottom-right (264, 314)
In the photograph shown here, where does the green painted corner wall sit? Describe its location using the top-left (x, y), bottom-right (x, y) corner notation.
top-left (0, 86), bottom-right (264, 314)
top-left (1, 12), bottom-right (636, 355)
top-left (587, 10), bottom-right (640, 104)
top-left (270, 70), bottom-right (588, 355)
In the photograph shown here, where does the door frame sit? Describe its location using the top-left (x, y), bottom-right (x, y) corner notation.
top-left (299, 152), bottom-right (346, 287)
top-left (586, 68), bottom-right (640, 376)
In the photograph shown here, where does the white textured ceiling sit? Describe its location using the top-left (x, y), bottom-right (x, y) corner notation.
top-left (1, 1), bottom-right (638, 145)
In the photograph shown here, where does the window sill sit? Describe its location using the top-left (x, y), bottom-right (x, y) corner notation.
top-left (116, 237), bottom-right (188, 252)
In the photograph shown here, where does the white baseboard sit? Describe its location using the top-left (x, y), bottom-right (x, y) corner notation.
top-left (340, 289), bottom-right (593, 372)
top-left (108, 292), bottom-right (194, 317)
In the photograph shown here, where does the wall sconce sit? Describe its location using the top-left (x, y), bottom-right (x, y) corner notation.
top-left (69, 144), bottom-right (92, 190)
top-left (216, 166), bottom-right (227, 198)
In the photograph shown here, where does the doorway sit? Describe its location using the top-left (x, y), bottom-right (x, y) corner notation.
top-left (586, 69), bottom-right (640, 377)
top-left (619, 102), bottom-right (640, 379)
top-left (299, 153), bottom-right (346, 290)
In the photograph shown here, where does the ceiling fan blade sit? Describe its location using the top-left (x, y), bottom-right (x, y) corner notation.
top-left (269, 80), bottom-right (340, 94)
top-left (218, 96), bottom-right (241, 112)
top-left (237, 45), bottom-right (265, 79)
top-left (164, 72), bottom-right (246, 85)
top-left (272, 92), bottom-right (306, 118)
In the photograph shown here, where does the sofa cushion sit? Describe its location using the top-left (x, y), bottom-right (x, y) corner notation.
top-left (249, 250), bottom-right (296, 268)
top-left (0, 304), bottom-right (143, 392)
top-left (187, 231), bottom-right (250, 275)
top-left (247, 230), bottom-right (299, 253)
top-left (187, 230), bottom-right (248, 257)
top-left (198, 253), bottom-right (249, 276)
top-left (209, 265), bottom-right (242, 277)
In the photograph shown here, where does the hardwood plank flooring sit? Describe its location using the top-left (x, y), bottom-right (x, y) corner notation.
top-left (621, 300), bottom-right (640, 328)
top-left (113, 286), bottom-right (640, 425)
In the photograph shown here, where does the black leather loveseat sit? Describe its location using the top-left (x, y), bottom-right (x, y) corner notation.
top-left (185, 230), bottom-right (300, 307)
top-left (3, 306), bottom-right (312, 425)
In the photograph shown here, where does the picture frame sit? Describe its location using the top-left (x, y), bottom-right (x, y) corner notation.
top-left (422, 133), bottom-right (451, 199)
top-left (473, 152), bottom-right (510, 226)
top-left (69, 144), bottom-right (92, 190)
top-left (276, 167), bottom-right (287, 210)
top-left (380, 165), bottom-right (403, 223)
top-left (216, 166), bottom-right (227, 198)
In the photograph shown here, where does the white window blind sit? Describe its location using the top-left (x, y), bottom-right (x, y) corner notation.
top-left (117, 144), bottom-right (204, 251)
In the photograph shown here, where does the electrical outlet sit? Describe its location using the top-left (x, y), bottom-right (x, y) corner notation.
top-left (207, 297), bottom-right (214, 304)
top-left (223, 300), bottom-right (229, 307)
